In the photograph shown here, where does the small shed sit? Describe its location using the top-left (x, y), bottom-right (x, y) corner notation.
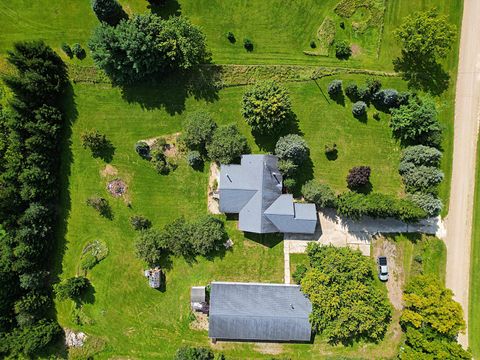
top-left (191, 286), bottom-right (207, 312)
top-left (144, 268), bottom-right (162, 288)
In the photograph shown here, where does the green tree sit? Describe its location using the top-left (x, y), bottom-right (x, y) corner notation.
top-left (174, 346), bottom-right (215, 360)
top-left (401, 145), bottom-right (442, 167)
top-left (134, 228), bottom-right (167, 266)
top-left (2, 320), bottom-right (60, 356)
top-left (395, 9), bottom-right (456, 59)
top-left (89, 14), bottom-right (208, 84)
top-left (301, 244), bottom-right (391, 344)
top-left (189, 216), bottom-right (228, 256)
top-left (91, 0), bottom-right (127, 26)
top-left (81, 129), bottom-right (108, 157)
top-left (390, 97), bottom-right (441, 144)
top-left (54, 276), bottom-right (90, 301)
top-left (181, 111), bottom-right (217, 153)
top-left (241, 80), bottom-right (292, 134)
top-left (275, 134), bottom-right (309, 165)
top-left (206, 124), bottom-right (250, 164)
top-left (160, 217), bottom-right (194, 258)
top-left (301, 180), bottom-right (336, 208)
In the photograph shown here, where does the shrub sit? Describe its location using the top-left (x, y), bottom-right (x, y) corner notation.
top-left (89, 14), bottom-right (208, 84)
top-left (302, 180), bottom-right (336, 208)
top-left (80, 254), bottom-right (98, 271)
top-left (366, 77), bottom-right (382, 95)
top-left (81, 129), bottom-right (108, 156)
top-left (336, 192), bottom-right (427, 222)
top-left (283, 178), bottom-right (296, 191)
top-left (54, 276), bottom-right (90, 301)
top-left (390, 98), bottom-right (441, 144)
top-left (401, 145), bottom-right (442, 167)
top-left (189, 216), bottom-right (228, 256)
top-left (352, 101), bottom-right (367, 117)
top-left (207, 124), bottom-right (250, 164)
top-left (243, 38), bottom-right (253, 51)
top-left (134, 228), bottom-right (167, 266)
top-left (226, 31), bottom-right (235, 43)
top-left (130, 215), bottom-right (152, 230)
top-left (373, 89), bottom-right (399, 109)
top-left (327, 79), bottom-right (343, 97)
top-left (241, 80), bottom-right (292, 134)
top-left (174, 346), bottom-right (215, 360)
top-left (275, 134), bottom-right (309, 165)
top-left (345, 83), bottom-right (360, 101)
top-left (335, 40), bottom-right (352, 59)
top-left (324, 143), bottom-right (338, 158)
top-left (347, 166), bottom-right (371, 189)
top-left (187, 150), bottom-right (203, 168)
top-left (61, 43), bottom-right (73, 58)
top-left (373, 111), bottom-right (380, 120)
top-left (408, 192), bottom-right (443, 216)
top-left (401, 165), bottom-right (444, 192)
top-left (181, 111), bottom-right (217, 153)
top-left (310, 40), bottom-right (317, 48)
top-left (277, 159), bottom-right (298, 177)
top-left (91, 0), bottom-right (128, 26)
top-left (135, 141), bottom-right (150, 158)
top-left (71, 43), bottom-right (86, 59)
top-left (292, 264), bottom-right (308, 284)
top-left (86, 196), bottom-right (111, 218)
top-left (153, 153), bottom-right (170, 175)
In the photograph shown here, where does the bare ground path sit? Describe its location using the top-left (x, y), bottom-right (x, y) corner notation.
top-left (445, 0), bottom-right (480, 348)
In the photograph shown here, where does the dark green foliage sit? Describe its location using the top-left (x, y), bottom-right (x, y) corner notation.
top-left (390, 97), bottom-right (442, 145)
top-left (275, 134), bottom-right (309, 165)
top-left (207, 124), bottom-right (250, 164)
top-left (336, 192), bottom-right (427, 222)
top-left (283, 178), bottom-right (296, 191)
top-left (2, 320), bottom-right (60, 356)
top-left (71, 43), bottom-right (86, 59)
top-left (81, 129), bottom-right (108, 157)
top-left (310, 40), bottom-right (316, 48)
top-left (174, 346), bottom-right (215, 360)
top-left (243, 38), bottom-right (253, 51)
top-left (401, 145), bottom-right (442, 167)
top-left (373, 89), bottom-right (399, 109)
top-left (366, 77), bottom-right (382, 97)
top-left (408, 192), bottom-right (443, 216)
top-left (54, 276), bottom-right (90, 301)
top-left (241, 80), bottom-right (292, 135)
top-left (401, 165), bottom-right (444, 192)
top-left (399, 275), bottom-right (470, 359)
top-left (151, 149), bottom-right (175, 175)
top-left (346, 166), bottom-right (371, 189)
top-left (130, 215), bottom-right (152, 231)
top-left (89, 14), bottom-right (208, 84)
top-left (181, 111), bottom-right (217, 153)
top-left (187, 150), bottom-right (203, 168)
top-left (86, 196), bottom-right (111, 218)
top-left (327, 79), bottom-right (343, 97)
top-left (134, 228), bottom-right (168, 267)
top-left (135, 141), bottom-right (150, 159)
top-left (352, 101), bottom-right (367, 117)
top-left (324, 143), bottom-right (338, 160)
top-left (61, 43), bottom-right (73, 58)
top-left (292, 264), bottom-right (308, 284)
top-left (334, 40), bottom-right (351, 59)
top-left (91, 0), bottom-right (127, 26)
top-left (345, 83), bottom-right (360, 101)
top-left (301, 180), bottom-right (336, 208)
top-left (189, 216), bottom-right (228, 256)
top-left (301, 244), bottom-right (391, 344)
top-left (226, 31), bottom-right (235, 43)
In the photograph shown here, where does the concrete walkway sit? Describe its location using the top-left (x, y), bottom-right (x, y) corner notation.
top-left (283, 209), bottom-right (445, 284)
top-left (445, 0), bottom-right (480, 348)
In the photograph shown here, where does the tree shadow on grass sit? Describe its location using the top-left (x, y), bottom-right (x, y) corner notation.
top-left (353, 112), bottom-right (368, 124)
top-left (330, 91), bottom-right (346, 107)
top-left (91, 139), bottom-right (115, 163)
top-left (244, 232), bottom-right (284, 248)
top-left (291, 155), bottom-right (315, 197)
top-left (393, 52), bottom-right (450, 96)
top-left (252, 113), bottom-right (304, 153)
top-left (148, 0), bottom-right (181, 18)
top-left (120, 67), bottom-right (220, 115)
top-left (349, 181), bottom-right (373, 195)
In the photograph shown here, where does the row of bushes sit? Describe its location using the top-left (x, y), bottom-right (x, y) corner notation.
top-left (135, 216), bottom-right (229, 266)
top-left (0, 41), bottom-right (69, 356)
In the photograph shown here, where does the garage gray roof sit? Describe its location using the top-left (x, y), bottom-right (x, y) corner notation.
top-left (218, 155), bottom-right (317, 234)
top-left (208, 282), bottom-right (312, 342)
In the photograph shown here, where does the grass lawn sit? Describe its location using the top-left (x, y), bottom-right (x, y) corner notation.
top-left (469, 140), bottom-right (480, 358)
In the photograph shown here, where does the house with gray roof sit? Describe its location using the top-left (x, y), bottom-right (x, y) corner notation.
top-left (218, 154), bottom-right (317, 234)
top-left (208, 282), bottom-right (312, 342)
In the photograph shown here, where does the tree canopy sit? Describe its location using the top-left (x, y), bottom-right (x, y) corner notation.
top-left (275, 134), bottom-right (309, 165)
top-left (181, 111), bottom-right (217, 153)
top-left (241, 80), bottom-right (292, 135)
top-left (91, 0), bottom-right (127, 26)
top-left (89, 14), bottom-right (209, 84)
top-left (206, 124), bottom-right (250, 164)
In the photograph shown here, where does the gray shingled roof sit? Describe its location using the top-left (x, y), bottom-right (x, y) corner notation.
top-left (209, 282), bottom-right (312, 342)
top-left (218, 155), bottom-right (317, 234)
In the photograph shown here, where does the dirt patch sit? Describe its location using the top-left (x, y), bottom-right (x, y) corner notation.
top-left (189, 312), bottom-right (209, 331)
top-left (207, 162), bottom-right (220, 214)
top-left (100, 164), bottom-right (118, 177)
top-left (372, 236), bottom-right (404, 310)
top-left (253, 342), bottom-right (284, 355)
top-left (107, 179), bottom-right (127, 197)
top-left (351, 43), bottom-right (362, 56)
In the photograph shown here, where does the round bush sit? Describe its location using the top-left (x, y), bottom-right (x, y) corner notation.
top-left (135, 141), bottom-right (150, 158)
top-left (373, 89), bottom-right (399, 109)
top-left (283, 178), bottom-right (296, 191)
top-left (345, 83), bottom-right (360, 101)
top-left (181, 111), bottom-right (217, 153)
top-left (275, 134), bottom-right (309, 165)
top-left (61, 43), bottom-right (73, 58)
top-left (277, 159), bottom-right (298, 177)
top-left (226, 31), bottom-right (236, 43)
top-left (301, 180), bottom-right (336, 208)
top-left (206, 124), bottom-right (250, 164)
top-left (335, 40), bottom-right (352, 59)
top-left (402, 165), bottom-right (444, 192)
top-left (72, 43), bottom-right (86, 59)
top-left (187, 150), bottom-right (203, 168)
top-left (352, 101), bottom-right (367, 117)
top-left (401, 145), bottom-right (442, 167)
top-left (244, 38), bottom-right (253, 51)
top-left (310, 40), bottom-right (316, 48)
top-left (130, 215), bottom-right (152, 230)
top-left (408, 192), bottom-right (443, 217)
top-left (347, 166), bottom-right (371, 189)
top-left (327, 80), bottom-right (343, 97)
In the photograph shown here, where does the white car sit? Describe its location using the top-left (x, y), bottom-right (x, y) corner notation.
top-left (377, 256), bottom-right (388, 281)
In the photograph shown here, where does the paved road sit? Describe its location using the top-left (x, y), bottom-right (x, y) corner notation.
top-left (445, 0), bottom-right (480, 348)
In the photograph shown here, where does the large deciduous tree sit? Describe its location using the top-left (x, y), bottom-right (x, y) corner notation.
top-left (206, 124), bottom-right (250, 164)
top-left (91, 0), bottom-right (128, 26)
